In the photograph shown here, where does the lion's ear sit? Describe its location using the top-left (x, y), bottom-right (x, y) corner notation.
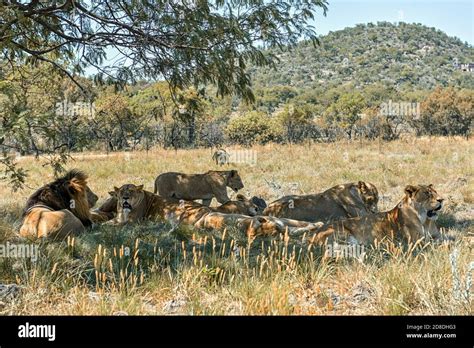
top-left (358, 181), bottom-right (367, 192)
top-left (428, 184), bottom-right (434, 188)
top-left (136, 185), bottom-right (144, 191)
top-left (236, 194), bottom-right (245, 201)
top-left (404, 185), bottom-right (418, 197)
top-left (108, 191), bottom-right (116, 197)
top-left (230, 170), bottom-right (237, 177)
top-left (114, 186), bottom-right (120, 193)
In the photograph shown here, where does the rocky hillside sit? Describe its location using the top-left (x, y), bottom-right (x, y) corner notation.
top-left (251, 22), bottom-right (474, 90)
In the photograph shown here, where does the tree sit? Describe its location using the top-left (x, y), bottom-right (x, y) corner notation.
top-left (225, 111), bottom-right (282, 146)
top-left (93, 89), bottom-right (134, 151)
top-left (324, 92), bottom-right (366, 139)
top-left (413, 87), bottom-right (473, 137)
top-left (1, 0), bottom-right (328, 101)
top-left (173, 87), bottom-right (205, 146)
top-left (277, 103), bottom-right (314, 143)
top-left (1, 0), bottom-right (328, 188)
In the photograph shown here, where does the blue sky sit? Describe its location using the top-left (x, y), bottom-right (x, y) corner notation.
top-left (312, 0), bottom-right (473, 44)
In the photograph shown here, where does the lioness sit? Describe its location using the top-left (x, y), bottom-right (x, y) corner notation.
top-left (109, 184), bottom-right (171, 224)
top-left (102, 189), bottom-right (260, 224)
top-left (194, 213), bottom-right (281, 238)
top-left (154, 170), bottom-right (244, 206)
top-left (110, 184), bottom-right (212, 226)
top-left (308, 184), bottom-right (444, 246)
top-left (263, 181), bottom-right (379, 223)
top-left (194, 212), bottom-right (323, 239)
top-left (19, 170), bottom-right (97, 240)
top-left (112, 184), bottom-right (320, 238)
top-left (213, 194), bottom-right (261, 216)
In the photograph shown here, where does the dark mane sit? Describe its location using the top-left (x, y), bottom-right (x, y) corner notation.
top-left (61, 169), bottom-right (88, 183)
top-left (23, 169), bottom-right (92, 227)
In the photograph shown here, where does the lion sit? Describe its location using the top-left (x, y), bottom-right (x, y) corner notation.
top-left (213, 194), bottom-right (263, 216)
top-left (307, 184), bottom-right (444, 246)
top-left (193, 212), bottom-right (323, 239)
top-left (90, 191), bottom-right (117, 223)
top-left (154, 170), bottom-right (244, 206)
top-left (212, 148), bottom-right (230, 166)
top-left (111, 184), bottom-right (320, 239)
top-left (109, 184), bottom-right (171, 225)
top-left (251, 196), bottom-right (267, 213)
top-left (193, 212), bottom-right (280, 238)
top-left (19, 169), bottom-right (97, 240)
top-left (263, 181), bottom-right (379, 223)
top-left (104, 187), bottom-right (259, 224)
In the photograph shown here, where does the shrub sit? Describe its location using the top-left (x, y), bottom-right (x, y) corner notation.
top-left (225, 111), bottom-right (283, 146)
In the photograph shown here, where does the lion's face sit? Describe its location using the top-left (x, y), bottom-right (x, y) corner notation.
top-left (226, 170), bottom-right (244, 193)
top-left (86, 186), bottom-right (99, 208)
top-left (358, 181), bottom-right (379, 213)
top-left (234, 194), bottom-right (259, 216)
top-left (114, 184), bottom-right (145, 213)
top-left (405, 184), bottom-right (444, 220)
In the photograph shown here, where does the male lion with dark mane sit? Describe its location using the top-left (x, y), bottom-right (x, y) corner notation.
top-left (154, 170), bottom-right (244, 206)
top-left (19, 169), bottom-right (98, 240)
top-left (307, 184), bottom-right (444, 246)
top-left (263, 181), bottom-right (379, 223)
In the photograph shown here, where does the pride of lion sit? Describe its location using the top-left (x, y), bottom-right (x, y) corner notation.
top-left (19, 168), bottom-right (449, 248)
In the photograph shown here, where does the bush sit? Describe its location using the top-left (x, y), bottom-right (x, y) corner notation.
top-left (225, 111), bottom-right (283, 146)
top-left (411, 87), bottom-right (473, 137)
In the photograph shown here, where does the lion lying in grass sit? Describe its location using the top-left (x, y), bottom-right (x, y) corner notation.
top-left (194, 213), bottom-right (323, 239)
top-left (103, 185), bottom-right (262, 224)
top-left (307, 184), bottom-right (444, 246)
top-left (263, 181), bottom-right (379, 223)
top-left (111, 184), bottom-right (321, 238)
top-left (19, 170), bottom-right (98, 240)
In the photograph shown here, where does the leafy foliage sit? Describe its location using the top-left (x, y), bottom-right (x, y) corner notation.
top-left (225, 111), bottom-right (283, 145)
top-left (252, 22), bottom-right (474, 90)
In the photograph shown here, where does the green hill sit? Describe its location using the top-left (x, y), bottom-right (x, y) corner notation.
top-left (250, 22), bottom-right (474, 90)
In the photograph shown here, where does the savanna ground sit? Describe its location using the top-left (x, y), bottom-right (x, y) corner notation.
top-left (0, 136), bottom-right (472, 315)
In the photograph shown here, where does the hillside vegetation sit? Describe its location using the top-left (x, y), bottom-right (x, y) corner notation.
top-left (252, 22), bottom-right (474, 90)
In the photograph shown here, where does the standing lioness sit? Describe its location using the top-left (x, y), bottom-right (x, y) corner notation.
top-left (154, 170), bottom-right (244, 206)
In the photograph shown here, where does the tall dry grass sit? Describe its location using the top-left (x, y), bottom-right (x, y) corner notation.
top-left (0, 136), bottom-right (472, 315)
